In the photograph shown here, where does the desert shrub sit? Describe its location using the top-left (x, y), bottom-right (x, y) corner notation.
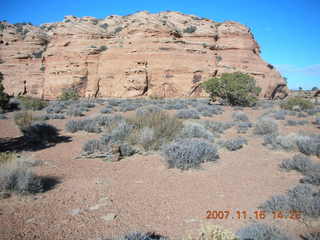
top-left (119, 143), bottom-right (137, 157)
top-left (296, 135), bottom-right (320, 156)
top-left (58, 88), bottom-right (79, 101)
top-left (176, 109), bottom-right (200, 119)
top-left (273, 110), bottom-right (287, 120)
top-left (179, 122), bottom-right (214, 141)
top-left (21, 122), bottom-right (59, 144)
top-left (223, 137), bottom-right (247, 151)
top-left (259, 184), bottom-right (320, 219)
top-left (101, 106), bottom-right (113, 114)
top-left (201, 120), bottom-right (234, 135)
top-left (306, 107), bottom-right (320, 116)
top-left (138, 127), bottom-right (155, 151)
top-left (286, 119), bottom-right (309, 126)
top-left (82, 139), bottom-right (106, 155)
top-left (162, 102), bottom-right (188, 110)
top-left (45, 102), bottom-right (65, 114)
top-left (183, 25), bottom-right (197, 33)
top-left (119, 103), bottom-right (140, 112)
top-left (106, 121), bottom-right (133, 143)
top-left (236, 223), bottom-right (289, 240)
top-left (298, 112), bottom-right (307, 118)
top-left (162, 138), bottom-right (219, 170)
top-left (300, 232), bottom-right (320, 240)
top-left (66, 106), bottom-right (83, 117)
top-left (95, 114), bottom-right (124, 129)
top-left (0, 152), bottom-right (17, 165)
top-left (280, 154), bottom-right (313, 173)
top-left (314, 117), bottom-right (320, 125)
top-left (281, 97), bottom-right (314, 111)
top-left (0, 164), bottom-right (43, 194)
top-left (40, 114), bottom-right (65, 120)
top-left (256, 100), bottom-right (274, 109)
top-left (195, 105), bottom-right (223, 117)
top-left (263, 133), bottom-right (299, 151)
top-left (117, 232), bottom-right (167, 240)
top-left (107, 99), bottom-right (122, 106)
top-left (237, 122), bottom-right (252, 134)
top-left (0, 72), bottom-right (9, 110)
top-left (18, 96), bottom-right (48, 110)
top-left (127, 111), bottom-right (183, 151)
top-left (190, 224), bottom-right (237, 240)
top-left (65, 118), bottom-right (101, 133)
top-left (254, 118), bottom-right (278, 135)
top-left (14, 111), bottom-right (40, 129)
top-left (136, 105), bottom-right (163, 117)
top-left (232, 111), bottom-right (249, 122)
top-left (79, 100), bottom-right (95, 109)
top-left (0, 113), bottom-right (6, 119)
top-left (202, 72), bottom-right (261, 107)
top-left (301, 171), bottom-right (320, 186)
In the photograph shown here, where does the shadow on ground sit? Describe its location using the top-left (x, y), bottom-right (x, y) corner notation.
top-left (0, 135), bottom-right (72, 152)
top-left (41, 176), bottom-right (62, 192)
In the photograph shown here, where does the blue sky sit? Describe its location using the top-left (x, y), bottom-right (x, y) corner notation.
top-left (2, 0), bottom-right (319, 90)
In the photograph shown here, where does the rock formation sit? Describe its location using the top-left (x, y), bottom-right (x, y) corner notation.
top-left (0, 11), bottom-right (288, 99)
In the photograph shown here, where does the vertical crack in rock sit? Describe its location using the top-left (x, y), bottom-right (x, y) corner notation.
top-left (141, 61), bottom-right (149, 96)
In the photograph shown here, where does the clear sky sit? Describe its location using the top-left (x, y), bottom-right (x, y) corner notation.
top-left (1, 0), bottom-right (319, 90)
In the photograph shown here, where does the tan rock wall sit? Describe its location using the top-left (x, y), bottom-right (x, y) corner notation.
top-left (0, 11), bottom-right (288, 99)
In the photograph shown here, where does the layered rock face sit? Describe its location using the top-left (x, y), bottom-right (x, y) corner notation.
top-left (0, 11), bottom-right (288, 99)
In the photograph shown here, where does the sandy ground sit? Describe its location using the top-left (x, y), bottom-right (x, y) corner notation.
top-left (0, 104), bottom-right (319, 240)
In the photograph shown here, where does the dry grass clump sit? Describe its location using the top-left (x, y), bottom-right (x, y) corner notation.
top-left (0, 162), bottom-right (43, 195)
top-left (188, 224), bottom-right (237, 240)
top-left (14, 111), bottom-right (40, 129)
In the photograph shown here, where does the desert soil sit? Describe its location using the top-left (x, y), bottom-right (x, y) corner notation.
top-left (0, 104), bottom-right (319, 240)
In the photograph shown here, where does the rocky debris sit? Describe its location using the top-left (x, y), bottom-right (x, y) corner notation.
top-left (0, 11), bottom-right (288, 99)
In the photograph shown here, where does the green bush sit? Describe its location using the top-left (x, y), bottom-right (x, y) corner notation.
top-left (0, 72), bottom-right (9, 110)
top-left (18, 96), bottom-right (48, 110)
top-left (280, 97), bottom-right (314, 111)
top-left (14, 111), bottom-right (40, 130)
top-left (202, 72), bottom-right (261, 107)
top-left (58, 88), bottom-right (79, 101)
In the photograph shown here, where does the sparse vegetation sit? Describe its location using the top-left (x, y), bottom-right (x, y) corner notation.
top-left (176, 109), bottom-right (200, 119)
top-left (236, 223), bottom-right (289, 240)
top-left (0, 163), bottom-right (43, 195)
top-left (223, 137), bottom-right (247, 151)
top-left (259, 184), bottom-right (320, 220)
top-left (18, 96), bottom-right (48, 110)
top-left (179, 121), bottom-right (214, 141)
top-left (14, 111), bottom-right (40, 129)
top-left (202, 72), bottom-right (261, 107)
top-left (21, 122), bottom-right (59, 144)
top-left (254, 118), bottom-right (278, 135)
top-left (58, 88), bottom-right (79, 101)
top-left (190, 224), bottom-right (237, 240)
top-left (280, 97), bottom-right (314, 111)
top-left (162, 138), bottom-right (219, 170)
top-left (232, 111), bottom-right (249, 122)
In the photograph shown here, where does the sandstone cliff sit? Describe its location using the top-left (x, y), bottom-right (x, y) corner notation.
top-left (0, 11), bottom-right (288, 99)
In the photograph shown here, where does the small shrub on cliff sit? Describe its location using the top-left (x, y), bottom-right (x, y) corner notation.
top-left (280, 97), bottom-right (314, 111)
top-left (202, 72), bottom-right (261, 107)
top-left (58, 88), bottom-right (79, 101)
